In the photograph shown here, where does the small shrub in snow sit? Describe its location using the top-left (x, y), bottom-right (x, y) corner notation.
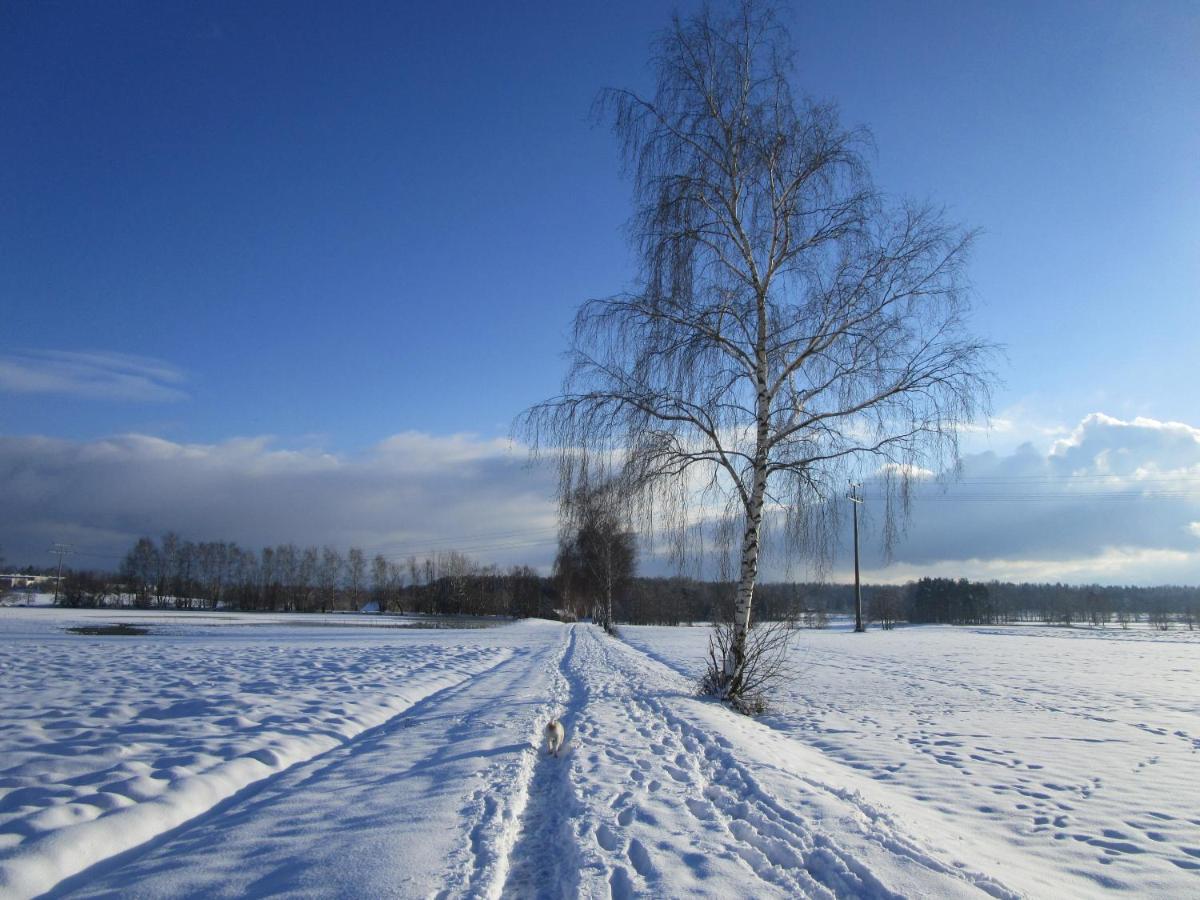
top-left (700, 618), bottom-right (797, 716)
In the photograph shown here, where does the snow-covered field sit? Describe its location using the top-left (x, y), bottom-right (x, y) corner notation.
top-left (0, 592), bottom-right (56, 608)
top-left (625, 622), bottom-right (1200, 898)
top-left (0, 608), bottom-right (1196, 898)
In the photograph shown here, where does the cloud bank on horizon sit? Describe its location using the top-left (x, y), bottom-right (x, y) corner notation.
top-left (2, 413), bottom-right (1198, 585)
top-left (850, 413), bottom-right (1200, 585)
top-left (0, 431), bottom-right (558, 573)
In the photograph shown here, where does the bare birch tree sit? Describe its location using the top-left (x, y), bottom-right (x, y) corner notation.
top-left (523, 1), bottom-right (992, 709)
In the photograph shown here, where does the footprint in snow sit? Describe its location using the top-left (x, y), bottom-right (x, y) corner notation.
top-left (609, 866), bottom-right (634, 900)
top-left (627, 838), bottom-right (655, 878)
top-left (595, 822), bottom-right (621, 852)
top-left (685, 797), bottom-right (714, 820)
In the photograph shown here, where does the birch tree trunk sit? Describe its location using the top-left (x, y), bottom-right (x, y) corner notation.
top-left (724, 467), bottom-right (767, 694)
top-left (723, 285), bottom-right (772, 695)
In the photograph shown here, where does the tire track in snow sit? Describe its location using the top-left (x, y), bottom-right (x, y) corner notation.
top-left (67, 626), bottom-right (572, 900)
top-left (21, 650), bottom-right (512, 900)
top-left (496, 625), bottom-right (590, 900)
top-left (445, 625), bottom-right (577, 899)
top-left (634, 693), bottom-right (869, 897)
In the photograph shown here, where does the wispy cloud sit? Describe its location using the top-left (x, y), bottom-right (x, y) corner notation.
top-left (0, 350), bottom-right (188, 402)
top-left (956, 403), bottom-right (1074, 455)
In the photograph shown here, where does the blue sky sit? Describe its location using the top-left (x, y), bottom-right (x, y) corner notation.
top-left (2, 1), bottom-right (1198, 579)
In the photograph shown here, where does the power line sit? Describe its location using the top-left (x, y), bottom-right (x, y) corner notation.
top-left (862, 489), bottom-right (1200, 503)
top-left (70, 549), bottom-right (126, 560)
top-left (951, 473), bottom-right (1200, 482)
top-left (856, 474), bottom-right (1200, 503)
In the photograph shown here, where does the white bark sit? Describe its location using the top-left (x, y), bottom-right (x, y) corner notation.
top-left (724, 468), bottom-right (766, 684)
top-left (724, 286), bottom-right (772, 690)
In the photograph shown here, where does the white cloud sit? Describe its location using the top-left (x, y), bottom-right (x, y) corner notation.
top-left (837, 413), bottom-right (1200, 585)
top-left (875, 462), bottom-right (935, 480)
top-left (0, 350), bottom-right (189, 402)
top-left (1049, 413), bottom-right (1200, 474)
top-left (370, 431), bottom-right (518, 471)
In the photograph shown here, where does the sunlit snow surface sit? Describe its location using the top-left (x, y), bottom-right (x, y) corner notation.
top-left (0, 608), bottom-right (1196, 898)
top-left (624, 621), bottom-right (1200, 897)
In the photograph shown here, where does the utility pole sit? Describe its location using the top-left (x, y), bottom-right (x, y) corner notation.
top-left (848, 484), bottom-right (865, 633)
top-left (49, 543), bottom-right (73, 604)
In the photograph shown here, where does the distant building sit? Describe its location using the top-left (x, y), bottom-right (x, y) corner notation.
top-left (0, 574), bottom-right (61, 591)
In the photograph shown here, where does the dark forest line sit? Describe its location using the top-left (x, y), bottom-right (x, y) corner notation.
top-left (5, 534), bottom-right (1199, 629)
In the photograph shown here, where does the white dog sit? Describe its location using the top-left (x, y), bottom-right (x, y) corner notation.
top-left (545, 718), bottom-right (565, 757)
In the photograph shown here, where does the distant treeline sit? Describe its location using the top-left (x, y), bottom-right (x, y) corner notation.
top-left (622, 578), bottom-right (1200, 629)
top-left (906, 578), bottom-right (1200, 629)
top-left (22, 534), bottom-right (1200, 630)
top-left (99, 535), bottom-right (553, 618)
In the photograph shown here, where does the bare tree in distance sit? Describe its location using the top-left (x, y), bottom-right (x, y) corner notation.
top-left (553, 536), bottom-right (583, 621)
top-left (522, 1), bottom-right (993, 711)
top-left (317, 546), bottom-right (342, 614)
top-left (870, 586), bottom-right (903, 630)
top-left (347, 547), bottom-right (366, 610)
top-left (559, 474), bottom-right (637, 633)
top-left (371, 553), bottom-right (389, 612)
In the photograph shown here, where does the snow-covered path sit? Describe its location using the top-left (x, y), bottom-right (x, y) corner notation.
top-left (9, 609), bottom-right (1187, 897)
top-left (550, 625), bottom-right (1015, 900)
